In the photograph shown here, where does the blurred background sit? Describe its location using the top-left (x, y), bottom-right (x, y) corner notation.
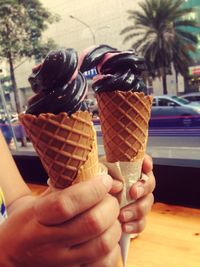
top-left (0, 1), bottom-right (199, 266)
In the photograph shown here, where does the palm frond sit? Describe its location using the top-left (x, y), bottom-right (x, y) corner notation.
top-left (175, 46), bottom-right (194, 64)
top-left (173, 45), bottom-right (192, 76)
top-left (138, 0), bottom-right (154, 22)
top-left (122, 32), bottom-right (145, 43)
top-left (168, 0), bottom-right (185, 13)
top-left (176, 29), bottom-right (198, 45)
top-left (169, 7), bottom-right (194, 20)
top-left (132, 37), bottom-right (148, 51)
top-left (120, 26), bottom-right (135, 35)
top-left (155, 0), bottom-right (175, 24)
top-left (131, 30), bottom-right (157, 51)
top-left (132, 36), bottom-right (155, 53)
top-left (126, 10), bottom-right (136, 15)
top-left (127, 11), bottom-right (152, 27)
top-left (133, 25), bottom-right (151, 31)
top-left (175, 19), bottom-right (200, 28)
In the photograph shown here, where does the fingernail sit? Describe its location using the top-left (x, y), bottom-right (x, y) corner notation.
top-left (140, 174), bottom-right (149, 182)
top-left (122, 210), bottom-right (134, 221)
top-left (125, 223), bottom-right (134, 233)
top-left (136, 186), bottom-right (144, 198)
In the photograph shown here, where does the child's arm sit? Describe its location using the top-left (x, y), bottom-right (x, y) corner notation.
top-left (0, 131), bottom-right (31, 208)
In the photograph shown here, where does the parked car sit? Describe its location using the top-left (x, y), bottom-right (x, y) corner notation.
top-left (150, 95), bottom-right (200, 127)
top-left (180, 92), bottom-right (200, 104)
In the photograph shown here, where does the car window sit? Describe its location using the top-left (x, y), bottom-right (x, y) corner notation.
top-left (194, 96), bottom-right (200, 101)
top-left (188, 96), bottom-right (196, 101)
top-left (185, 96), bottom-right (192, 101)
top-left (157, 99), bottom-right (177, 107)
top-left (152, 99), bottom-right (157, 106)
top-left (183, 95), bottom-right (200, 102)
top-left (172, 96), bottom-right (190, 104)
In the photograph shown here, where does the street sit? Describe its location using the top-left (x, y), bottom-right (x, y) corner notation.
top-left (12, 126), bottom-right (200, 161)
top-left (97, 135), bottom-right (200, 160)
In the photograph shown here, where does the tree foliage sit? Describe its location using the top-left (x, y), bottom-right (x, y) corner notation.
top-left (0, 0), bottom-right (59, 113)
top-left (0, 0), bottom-right (59, 60)
top-left (120, 0), bottom-right (200, 94)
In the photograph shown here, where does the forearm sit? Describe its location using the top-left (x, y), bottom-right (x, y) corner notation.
top-left (0, 131), bottom-right (31, 207)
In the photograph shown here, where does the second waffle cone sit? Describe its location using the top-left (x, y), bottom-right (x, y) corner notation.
top-left (96, 91), bottom-right (153, 162)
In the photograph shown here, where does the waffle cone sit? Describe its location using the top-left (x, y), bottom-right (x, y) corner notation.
top-left (74, 131), bottom-right (101, 183)
top-left (96, 91), bottom-right (153, 162)
top-left (19, 111), bottom-right (99, 188)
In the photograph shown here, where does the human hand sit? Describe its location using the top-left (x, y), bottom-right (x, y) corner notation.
top-left (118, 154), bottom-right (155, 234)
top-left (0, 175), bottom-right (121, 267)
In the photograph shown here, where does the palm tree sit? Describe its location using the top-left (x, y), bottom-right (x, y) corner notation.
top-left (120, 0), bottom-right (199, 94)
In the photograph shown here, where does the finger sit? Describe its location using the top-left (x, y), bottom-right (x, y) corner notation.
top-left (119, 193), bottom-right (154, 223)
top-left (110, 180), bottom-right (123, 195)
top-left (70, 221), bottom-right (121, 265)
top-left (129, 171), bottom-right (156, 200)
top-left (35, 174), bottom-right (113, 225)
top-left (20, 244), bottom-right (77, 267)
top-left (122, 217), bottom-right (146, 234)
top-left (142, 154), bottom-right (153, 174)
top-left (82, 244), bottom-right (121, 267)
top-left (53, 195), bottom-right (120, 247)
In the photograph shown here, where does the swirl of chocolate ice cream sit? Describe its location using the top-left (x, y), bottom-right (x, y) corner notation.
top-left (26, 49), bottom-right (88, 116)
top-left (80, 45), bottom-right (147, 94)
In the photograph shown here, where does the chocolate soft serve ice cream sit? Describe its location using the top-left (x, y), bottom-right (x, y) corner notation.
top-left (26, 49), bottom-right (87, 116)
top-left (20, 49), bottom-right (99, 188)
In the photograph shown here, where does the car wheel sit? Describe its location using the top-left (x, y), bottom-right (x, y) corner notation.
top-left (182, 114), bottom-right (192, 127)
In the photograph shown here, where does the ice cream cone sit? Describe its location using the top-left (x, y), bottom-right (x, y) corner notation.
top-left (19, 111), bottom-right (100, 188)
top-left (74, 129), bottom-right (103, 183)
top-left (96, 91), bottom-right (152, 162)
top-left (96, 91), bottom-right (153, 266)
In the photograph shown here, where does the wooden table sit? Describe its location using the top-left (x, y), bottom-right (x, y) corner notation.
top-left (121, 203), bottom-right (200, 267)
top-left (28, 183), bottom-right (200, 267)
